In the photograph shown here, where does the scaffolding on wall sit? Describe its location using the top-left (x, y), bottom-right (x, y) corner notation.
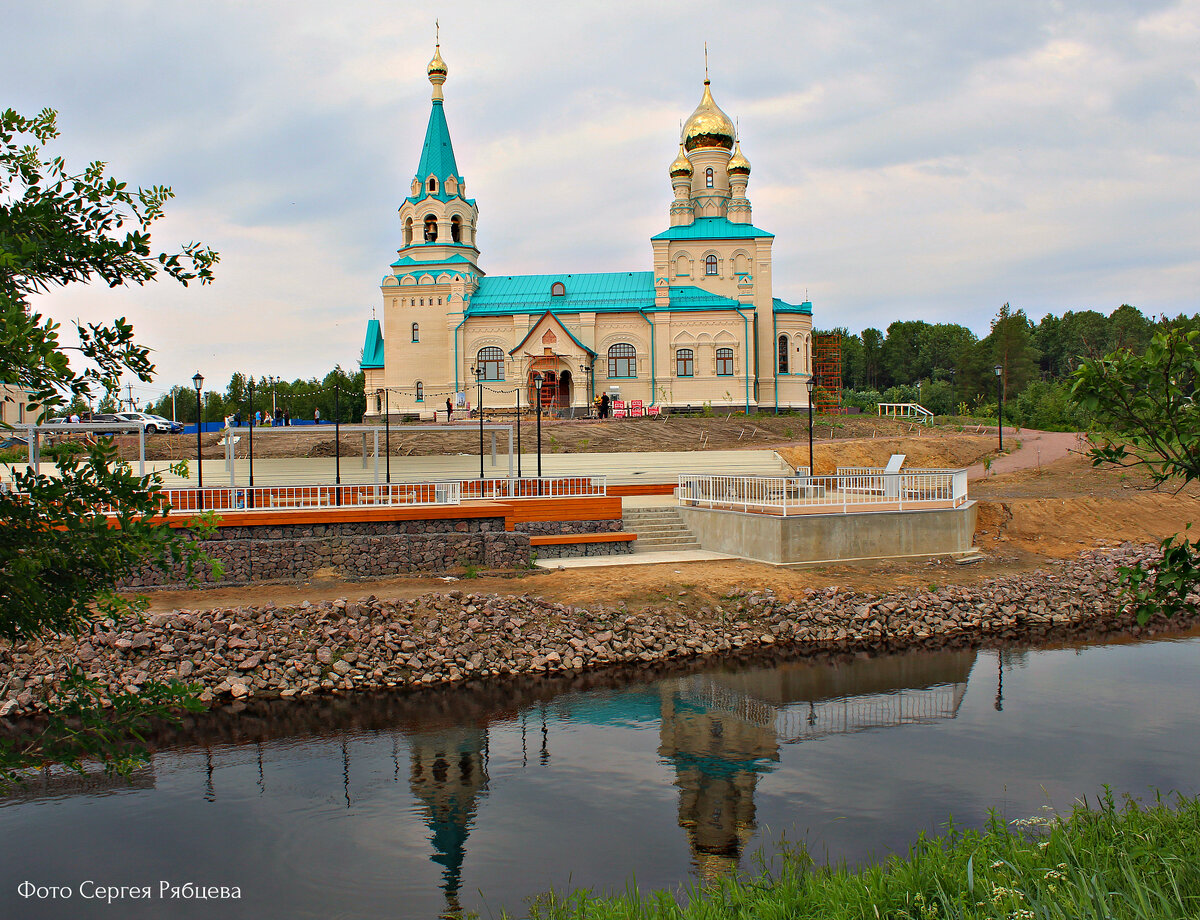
top-left (812, 333), bottom-right (844, 414)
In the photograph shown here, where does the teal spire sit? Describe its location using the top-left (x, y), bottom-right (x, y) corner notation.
top-left (414, 99), bottom-right (461, 197)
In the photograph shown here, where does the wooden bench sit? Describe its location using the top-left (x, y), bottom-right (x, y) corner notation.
top-left (528, 532), bottom-right (637, 546)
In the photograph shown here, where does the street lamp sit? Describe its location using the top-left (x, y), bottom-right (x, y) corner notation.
top-left (378, 388), bottom-right (390, 485)
top-left (192, 371), bottom-right (204, 509)
top-left (268, 375), bottom-right (278, 419)
top-left (805, 376), bottom-right (816, 476)
top-left (472, 365), bottom-right (486, 479)
top-left (994, 364), bottom-right (1004, 452)
top-left (247, 376), bottom-right (256, 508)
top-left (579, 361), bottom-right (595, 413)
top-left (534, 374), bottom-right (544, 494)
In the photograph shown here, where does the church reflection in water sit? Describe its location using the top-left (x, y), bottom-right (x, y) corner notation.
top-left (4, 648), bottom-right (984, 916)
top-left (398, 649), bottom-right (978, 907)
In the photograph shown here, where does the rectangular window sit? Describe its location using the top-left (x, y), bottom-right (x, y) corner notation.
top-left (676, 348), bottom-right (694, 377)
top-left (716, 348), bottom-right (734, 376)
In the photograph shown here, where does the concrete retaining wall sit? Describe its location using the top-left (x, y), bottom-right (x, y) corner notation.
top-left (677, 501), bottom-right (978, 564)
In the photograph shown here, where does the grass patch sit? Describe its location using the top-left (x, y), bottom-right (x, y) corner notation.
top-left (510, 790), bottom-right (1200, 919)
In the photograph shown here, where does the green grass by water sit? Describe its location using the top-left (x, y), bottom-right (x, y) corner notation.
top-left (513, 790), bottom-right (1200, 919)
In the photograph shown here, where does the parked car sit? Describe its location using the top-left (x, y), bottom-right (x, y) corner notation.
top-left (114, 412), bottom-right (181, 433)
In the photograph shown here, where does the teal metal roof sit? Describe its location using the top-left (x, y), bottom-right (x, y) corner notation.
top-left (509, 312), bottom-right (596, 357)
top-left (464, 271), bottom-right (747, 316)
top-left (651, 217), bottom-right (774, 241)
top-left (390, 253), bottom-right (475, 268)
top-left (773, 297), bottom-right (813, 315)
top-left (410, 99), bottom-right (461, 202)
top-left (360, 319), bottom-right (384, 368)
top-left (667, 285), bottom-right (744, 310)
top-left (467, 271), bottom-right (655, 315)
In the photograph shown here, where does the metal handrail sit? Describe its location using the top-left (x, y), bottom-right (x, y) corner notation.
top-left (677, 470), bottom-right (968, 515)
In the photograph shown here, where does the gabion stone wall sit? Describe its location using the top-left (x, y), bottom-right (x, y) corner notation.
top-left (118, 517), bottom-right (530, 589)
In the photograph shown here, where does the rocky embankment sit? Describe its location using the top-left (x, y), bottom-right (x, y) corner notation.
top-left (0, 544), bottom-right (1193, 717)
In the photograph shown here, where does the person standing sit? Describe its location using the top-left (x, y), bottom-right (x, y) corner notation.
top-left (600, 392), bottom-right (610, 419)
top-left (284, 408), bottom-right (290, 426)
top-left (314, 407), bottom-right (321, 424)
top-left (445, 397), bottom-right (453, 422)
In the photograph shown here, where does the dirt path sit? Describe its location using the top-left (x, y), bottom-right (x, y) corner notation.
top-left (967, 429), bottom-right (1080, 480)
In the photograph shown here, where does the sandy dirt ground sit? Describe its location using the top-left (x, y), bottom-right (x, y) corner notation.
top-left (136, 426), bottom-right (1200, 616)
top-left (114, 414), bottom-right (989, 462)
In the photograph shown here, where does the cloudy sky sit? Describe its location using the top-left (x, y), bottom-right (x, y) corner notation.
top-left (6, 0), bottom-right (1199, 399)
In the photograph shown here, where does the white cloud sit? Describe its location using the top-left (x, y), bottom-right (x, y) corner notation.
top-left (5, 0), bottom-right (1198, 391)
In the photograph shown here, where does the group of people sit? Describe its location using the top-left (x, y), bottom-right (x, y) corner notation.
top-left (227, 407), bottom-right (296, 427)
top-left (593, 393), bottom-right (612, 418)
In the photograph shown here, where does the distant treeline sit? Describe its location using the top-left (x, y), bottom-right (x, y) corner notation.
top-left (139, 366), bottom-right (367, 424)
top-left (825, 304), bottom-right (1200, 430)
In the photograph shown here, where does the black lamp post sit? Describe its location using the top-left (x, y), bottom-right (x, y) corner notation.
top-left (579, 361), bottom-right (594, 413)
top-left (473, 365), bottom-right (485, 479)
top-left (994, 364), bottom-right (1004, 452)
top-left (805, 376), bottom-right (816, 476)
top-left (515, 383), bottom-right (522, 479)
top-left (247, 376), bottom-right (256, 508)
top-left (380, 388), bottom-right (390, 484)
top-left (534, 375), bottom-right (543, 494)
top-left (334, 384), bottom-right (341, 505)
top-left (192, 371), bottom-right (204, 509)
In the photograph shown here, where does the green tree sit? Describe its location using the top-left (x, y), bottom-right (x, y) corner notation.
top-left (1071, 328), bottom-right (1200, 623)
top-left (965, 304), bottom-right (1041, 401)
top-left (860, 327), bottom-right (884, 389)
top-left (0, 107), bottom-right (218, 784)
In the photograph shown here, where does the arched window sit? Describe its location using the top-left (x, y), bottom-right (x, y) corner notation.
top-left (477, 346), bottom-right (505, 381)
top-left (403, 217), bottom-right (413, 247)
top-left (705, 254), bottom-right (718, 276)
top-left (451, 215), bottom-right (462, 243)
top-left (608, 343), bottom-right (636, 378)
top-left (411, 322), bottom-right (419, 343)
top-left (705, 167), bottom-right (714, 188)
top-left (716, 347), bottom-right (734, 376)
top-left (676, 348), bottom-right (694, 377)
top-left (428, 177), bottom-right (438, 193)
top-left (551, 281), bottom-right (566, 297)
top-left (415, 382), bottom-right (424, 402)
top-left (423, 215), bottom-right (438, 242)
top-left (777, 334), bottom-right (790, 374)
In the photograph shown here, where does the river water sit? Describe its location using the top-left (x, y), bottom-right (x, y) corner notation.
top-left (2, 630), bottom-right (1199, 919)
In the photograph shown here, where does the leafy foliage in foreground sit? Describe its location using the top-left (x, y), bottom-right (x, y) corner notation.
top-left (1070, 327), bottom-right (1200, 623)
top-left (518, 792), bottom-right (1200, 919)
top-left (0, 668), bottom-right (203, 788)
top-left (0, 106), bottom-right (218, 783)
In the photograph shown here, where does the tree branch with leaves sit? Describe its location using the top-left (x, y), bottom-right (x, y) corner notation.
top-left (0, 107), bottom-right (220, 786)
top-left (1071, 327), bottom-right (1200, 623)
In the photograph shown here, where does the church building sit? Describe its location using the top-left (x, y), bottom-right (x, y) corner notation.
top-left (361, 42), bottom-right (815, 419)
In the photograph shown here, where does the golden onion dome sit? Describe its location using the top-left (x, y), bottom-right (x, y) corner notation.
top-left (682, 80), bottom-right (735, 152)
top-left (728, 140), bottom-right (751, 175)
top-left (669, 143), bottom-right (693, 178)
top-left (427, 43), bottom-right (448, 79)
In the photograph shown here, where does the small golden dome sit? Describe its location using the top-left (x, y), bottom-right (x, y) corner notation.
top-left (669, 143), bottom-right (693, 178)
top-left (683, 80), bottom-right (735, 152)
top-left (728, 140), bottom-right (750, 175)
top-left (427, 43), bottom-right (448, 79)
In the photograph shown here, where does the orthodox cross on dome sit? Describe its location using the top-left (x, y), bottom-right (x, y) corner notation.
top-left (704, 41), bottom-right (709, 82)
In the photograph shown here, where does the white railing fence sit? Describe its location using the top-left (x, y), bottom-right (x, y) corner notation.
top-left (677, 470), bottom-right (967, 515)
top-left (877, 403), bottom-right (934, 424)
top-left (92, 476), bottom-right (607, 515)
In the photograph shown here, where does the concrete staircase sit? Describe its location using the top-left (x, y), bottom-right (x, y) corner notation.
top-left (622, 506), bottom-right (701, 553)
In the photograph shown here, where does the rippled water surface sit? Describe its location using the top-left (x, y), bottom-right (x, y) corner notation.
top-left (3, 632), bottom-right (1199, 919)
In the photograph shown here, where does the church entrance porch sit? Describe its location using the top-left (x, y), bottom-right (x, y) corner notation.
top-left (525, 363), bottom-right (576, 415)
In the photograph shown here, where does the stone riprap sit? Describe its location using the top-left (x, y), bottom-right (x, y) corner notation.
top-left (2, 545), bottom-right (1191, 718)
top-left (533, 540), bottom-right (635, 558)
